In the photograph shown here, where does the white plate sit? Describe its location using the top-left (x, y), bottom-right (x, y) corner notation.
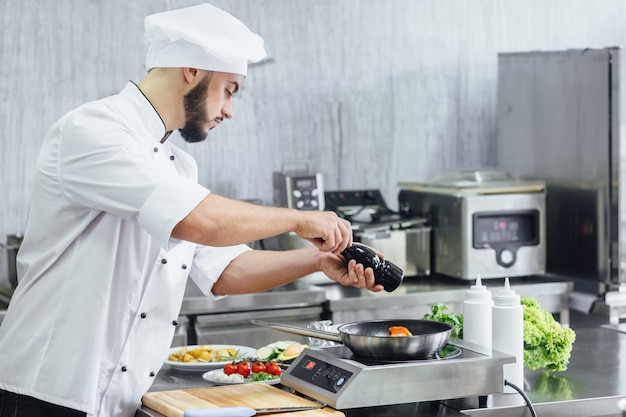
top-left (202, 369), bottom-right (281, 385)
top-left (165, 345), bottom-right (257, 371)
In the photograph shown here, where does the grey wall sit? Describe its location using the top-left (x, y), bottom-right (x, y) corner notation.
top-left (1, 0), bottom-right (626, 287)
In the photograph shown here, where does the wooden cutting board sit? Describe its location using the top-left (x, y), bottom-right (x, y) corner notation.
top-left (142, 384), bottom-right (344, 417)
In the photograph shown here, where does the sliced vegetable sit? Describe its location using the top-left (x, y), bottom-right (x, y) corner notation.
top-left (256, 341), bottom-right (307, 364)
top-left (277, 343), bottom-right (305, 361)
top-left (274, 341), bottom-right (291, 351)
top-left (255, 346), bottom-right (275, 361)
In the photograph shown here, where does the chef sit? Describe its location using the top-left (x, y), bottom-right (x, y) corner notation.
top-left (0, 3), bottom-right (383, 417)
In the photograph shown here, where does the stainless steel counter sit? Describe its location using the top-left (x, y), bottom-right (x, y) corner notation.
top-left (323, 276), bottom-right (573, 326)
top-left (457, 310), bottom-right (626, 416)
top-left (177, 282), bottom-right (327, 347)
top-left (180, 282), bottom-right (326, 316)
top-left (172, 276), bottom-right (573, 349)
top-left (137, 310), bottom-right (626, 417)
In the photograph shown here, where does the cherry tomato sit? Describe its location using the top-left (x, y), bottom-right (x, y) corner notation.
top-left (223, 362), bottom-right (237, 375)
top-left (251, 361), bottom-right (267, 374)
top-left (266, 362), bottom-right (282, 376)
top-left (237, 361), bottom-right (251, 377)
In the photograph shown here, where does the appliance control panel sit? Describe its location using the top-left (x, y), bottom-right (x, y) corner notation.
top-left (473, 209), bottom-right (540, 268)
top-left (287, 354), bottom-right (353, 393)
top-left (273, 173), bottom-right (324, 210)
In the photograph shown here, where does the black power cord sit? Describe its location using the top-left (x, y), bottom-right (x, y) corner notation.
top-left (505, 379), bottom-right (538, 417)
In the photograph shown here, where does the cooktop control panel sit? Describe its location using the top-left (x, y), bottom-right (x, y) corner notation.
top-left (288, 354), bottom-right (353, 393)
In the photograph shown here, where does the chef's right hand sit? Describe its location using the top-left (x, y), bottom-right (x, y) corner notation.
top-left (295, 210), bottom-right (353, 254)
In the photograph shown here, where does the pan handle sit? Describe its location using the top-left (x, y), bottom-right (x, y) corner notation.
top-left (250, 319), bottom-right (343, 342)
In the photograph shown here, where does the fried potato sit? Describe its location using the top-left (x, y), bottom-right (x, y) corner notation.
top-left (168, 345), bottom-right (242, 363)
top-left (216, 348), bottom-right (238, 358)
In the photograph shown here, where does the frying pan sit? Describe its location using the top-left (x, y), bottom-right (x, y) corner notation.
top-left (251, 319), bottom-right (452, 360)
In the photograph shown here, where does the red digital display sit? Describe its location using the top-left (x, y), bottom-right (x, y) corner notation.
top-left (304, 360), bottom-right (317, 370)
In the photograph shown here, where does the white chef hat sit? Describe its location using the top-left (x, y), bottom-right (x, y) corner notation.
top-left (144, 3), bottom-right (267, 76)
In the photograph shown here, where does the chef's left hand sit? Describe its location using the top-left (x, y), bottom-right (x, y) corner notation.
top-left (320, 252), bottom-right (384, 292)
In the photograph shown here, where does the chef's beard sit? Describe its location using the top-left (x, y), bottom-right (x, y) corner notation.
top-left (179, 73), bottom-right (213, 143)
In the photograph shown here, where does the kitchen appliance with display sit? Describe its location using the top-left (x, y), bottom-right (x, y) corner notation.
top-left (398, 170), bottom-right (546, 280)
top-left (273, 160), bottom-right (324, 210)
top-left (280, 339), bottom-right (515, 409)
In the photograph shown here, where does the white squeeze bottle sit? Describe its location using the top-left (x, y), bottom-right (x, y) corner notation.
top-left (463, 274), bottom-right (492, 351)
top-left (492, 277), bottom-right (524, 394)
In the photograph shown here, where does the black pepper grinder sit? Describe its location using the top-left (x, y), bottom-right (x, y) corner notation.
top-left (341, 244), bottom-right (404, 292)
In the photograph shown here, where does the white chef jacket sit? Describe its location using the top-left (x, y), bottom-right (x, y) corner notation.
top-left (0, 82), bottom-right (250, 417)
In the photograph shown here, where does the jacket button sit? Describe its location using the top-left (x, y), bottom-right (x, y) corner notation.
top-left (170, 155), bottom-right (175, 161)
top-left (181, 264), bottom-right (187, 270)
top-left (121, 366), bottom-right (127, 372)
top-left (140, 312), bottom-right (147, 319)
top-left (153, 147), bottom-right (158, 152)
top-left (149, 371), bottom-right (155, 377)
top-left (161, 258), bottom-right (168, 264)
top-left (172, 320), bottom-right (178, 326)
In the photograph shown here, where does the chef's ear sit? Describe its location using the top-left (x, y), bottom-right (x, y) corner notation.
top-left (182, 67), bottom-right (199, 83)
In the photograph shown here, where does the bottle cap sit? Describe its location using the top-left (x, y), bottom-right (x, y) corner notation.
top-left (493, 277), bottom-right (520, 306)
top-left (465, 274), bottom-right (492, 301)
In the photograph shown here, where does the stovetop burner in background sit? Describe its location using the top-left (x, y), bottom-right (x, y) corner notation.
top-left (323, 189), bottom-right (431, 279)
top-left (324, 189), bottom-right (414, 225)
